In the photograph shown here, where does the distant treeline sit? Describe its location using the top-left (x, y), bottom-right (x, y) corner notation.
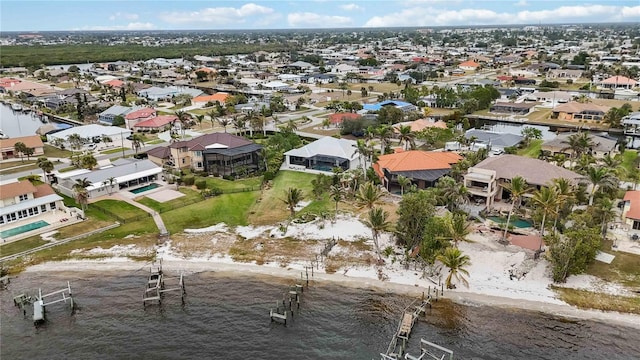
top-left (1, 42), bottom-right (298, 68)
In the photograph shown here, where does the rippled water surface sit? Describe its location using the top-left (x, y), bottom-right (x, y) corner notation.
top-left (2, 271), bottom-right (639, 360)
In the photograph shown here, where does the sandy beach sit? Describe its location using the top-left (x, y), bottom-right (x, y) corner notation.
top-left (21, 213), bottom-right (640, 330)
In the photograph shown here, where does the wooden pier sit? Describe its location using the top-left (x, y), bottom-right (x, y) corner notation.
top-left (269, 270), bottom-right (311, 325)
top-left (13, 282), bottom-right (75, 325)
top-left (142, 261), bottom-right (186, 307)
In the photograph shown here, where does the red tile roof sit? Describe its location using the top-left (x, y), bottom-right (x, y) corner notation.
top-left (104, 79), bottom-right (125, 88)
top-left (125, 108), bottom-right (156, 120)
top-left (0, 135), bottom-right (44, 150)
top-left (459, 60), bottom-right (480, 68)
top-left (133, 115), bottom-right (177, 128)
top-left (34, 183), bottom-right (56, 198)
top-left (601, 76), bottom-right (637, 85)
top-left (0, 180), bottom-right (36, 200)
top-left (373, 151), bottom-right (462, 177)
top-left (328, 112), bottom-right (360, 124)
top-left (624, 191), bottom-right (640, 220)
top-left (193, 92), bottom-right (230, 104)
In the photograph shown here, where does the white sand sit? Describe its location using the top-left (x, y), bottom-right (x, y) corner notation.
top-left (22, 214), bottom-right (640, 328)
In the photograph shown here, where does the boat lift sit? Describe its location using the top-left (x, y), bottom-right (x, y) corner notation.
top-left (14, 282), bottom-right (75, 325)
top-left (142, 260), bottom-right (186, 307)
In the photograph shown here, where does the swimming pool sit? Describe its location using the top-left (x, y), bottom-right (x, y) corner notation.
top-left (1, 220), bottom-right (50, 238)
top-left (488, 216), bottom-right (533, 228)
top-left (130, 183), bottom-right (160, 194)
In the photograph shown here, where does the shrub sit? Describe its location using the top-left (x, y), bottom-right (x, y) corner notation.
top-left (195, 179), bottom-right (207, 189)
top-left (263, 171), bottom-right (276, 181)
top-left (210, 186), bottom-right (222, 196)
top-left (222, 174), bottom-right (234, 181)
top-left (182, 176), bottom-right (195, 186)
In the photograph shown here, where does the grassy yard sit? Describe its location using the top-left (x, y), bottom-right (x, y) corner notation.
top-left (0, 163), bottom-right (40, 175)
top-left (137, 188), bottom-right (202, 212)
top-left (248, 170), bottom-right (321, 225)
top-left (0, 160), bottom-right (35, 170)
top-left (58, 166), bottom-right (78, 173)
top-left (91, 199), bottom-right (148, 219)
top-left (517, 139), bottom-right (543, 158)
top-left (100, 147), bottom-right (128, 155)
top-left (44, 144), bottom-right (72, 158)
top-left (162, 191), bottom-right (259, 234)
top-left (204, 176), bottom-right (262, 192)
top-left (146, 139), bottom-right (165, 145)
top-left (553, 287), bottom-right (640, 315)
top-left (585, 240), bottom-right (640, 288)
top-left (0, 236), bottom-right (48, 257)
top-left (620, 150), bottom-right (638, 180)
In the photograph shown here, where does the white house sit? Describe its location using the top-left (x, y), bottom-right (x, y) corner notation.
top-left (284, 136), bottom-right (361, 172)
top-left (47, 124), bottom-right (132, 148)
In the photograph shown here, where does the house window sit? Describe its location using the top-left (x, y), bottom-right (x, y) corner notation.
top-left (0, 216), bottom-right (4, 224)
top-left (633, 221), bottom-right (640, 231)
top-left (50, 202), bottom-right (57, 210)
top-left (19, 194), bottom-right (28, 201)
top-left (28, 208), bottom-right (34, 216)
top-left (8, 213), bottom-right (16, 222)
top-left (194, 151), bottom-right (202, 157)
top-left (41, 205), bottom-right (47, 213)
top-left (197, 162), bottom-right (202, 168)
top-left (182, 158), bottom-right (186, 164)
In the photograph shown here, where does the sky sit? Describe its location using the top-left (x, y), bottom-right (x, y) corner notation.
top-left (1, 1), bottom-right (639, 32)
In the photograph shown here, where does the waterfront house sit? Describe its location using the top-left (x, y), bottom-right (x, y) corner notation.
top-left (55, 158), bottom-right (162, 199)
top-left (458, 60), bottom-right (480, 71)
top-left (373, 150), bottom-right (462, 191)
top-left (47, 124), bottom-right (132, 148)
top-left (464, 155), bottom-right (583, 209)
top-left (0, 135), bottom-right (44, 160)
top-left (284, 136), bottom-right (360, 172)
top-left (490, 102), bottom-right (536, 115)
top-left (98, 105), bottom-right (136, 125)
top-left (0, 180), bottom-right (66, 234)
top-left (598, 76), bottom-right (638, 90)
top-left (132, 115), bottom-right (178, 133)
top-left (163, 133), bottom-right (262, 175)
top-left (363, 100), bottom-right (417, 113)
top-left (464, 129), bottom-right (523, 151)
top-left (541, 133), bottom-right (618, 159)
top-left (192, 92), bottom-right (230, 107)
top-left (622, 191), bottom-right (640, 232)
top-left (622, 112), bottom-right (640, 136)
top-left (551, 102), bottom-right (610, 122)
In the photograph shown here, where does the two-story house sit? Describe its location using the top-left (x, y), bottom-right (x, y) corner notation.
top-left (0, 180), bottom-right (65, 237)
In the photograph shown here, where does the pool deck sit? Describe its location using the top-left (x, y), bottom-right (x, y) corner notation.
top-left (0, 210), bottom-right (83, 245)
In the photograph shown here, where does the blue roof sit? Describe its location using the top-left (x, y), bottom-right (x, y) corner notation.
top-left (363, 100), bottom-right (413, 111)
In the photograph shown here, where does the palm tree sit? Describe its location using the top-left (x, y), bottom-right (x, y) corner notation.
top-left (352, 139), bottom-right (370, 172)
top-left (206, 109), bottom-right (218, 129)
top-left (232, 115), bottom-right (246, 136)
top-left (500, 176), bottom-right (530, 242)
top-left (330, 185), bottom-right (343, 219)
top-left (436, 176), bottom-right (469, 212)
top-left (448, 213), bottom-right (472, 247)
top-left (376, 125), bottom-right (393, 153)
top-left (531, 187), bottom-right (558, 241)
top-left (130, 133), bottom-right (144, 154)
top-left (195, 114), bottom-right (205, 129)
top-left (593, 197), bottom-right (616, 241)
top-left (552, 177), bottom-right (574, 231)
top-left (174, 110), bottom-right (190, 138)
top-left (282, 187), bottom-right (304, 218)
top-left (66, 133), bottom-right (84, 151)
top-left (363, 207), bottom-right (391, 261)
top-left (355, 182), bottom-right (383, 209)
top-left (436, 247), bottom-right (471, 289)
top-left (36, 157), bottom-right (54, 183)
top-left (73, 177), bottom-right (92, 211)
top-left (14, 141), bottom-right (27, 162)
top-left (107, 177), bottom-right (116, 195)
top-left (562, 132), bottom-right (594, 160)
top-left (585, 166), bottom-right (618, 206)
top-left (397, 125), bottom-right (416, 150)
top-left (397, 175), bottom-right (411, 196)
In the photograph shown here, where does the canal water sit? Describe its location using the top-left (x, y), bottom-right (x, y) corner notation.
top-left (2, 271), bottom-right (639, 360)
top-left (0, 103), bottom-right (49, 138)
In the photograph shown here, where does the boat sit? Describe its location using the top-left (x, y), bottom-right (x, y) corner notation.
top-left (11, 103), bottom-right (23, 111)
top-left (0, 129), bottom-right (8, 139)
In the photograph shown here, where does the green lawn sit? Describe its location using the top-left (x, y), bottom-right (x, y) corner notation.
top-left (100, 147), bottom-right (128, 155)
top-left (249, 170), bottom-right (321, 224)
top-left (204, 176), bottom-right (262, 191)
top-left (58, 166), bottom-right (78, 173)
top-left (0, 236), bottom-right (48, 257)
top-left (517, 139), bottom-right (543, 158)
top-left (162, 191), bottom-right (259, 234)
top-left (0, 160), bottom-right (35, 170)
top-left (137, 188), bottom-right (202, 212)
top-left (44, 144), bottom-right (72, 158)
top-left (585, 240), bottom-right (640, 288)
top-left (620, 150), bottom-right (638, 179)
top-left (146, 139), bottom-right (165, 145)
top-left (0, 163), bottom-right (40, 175)
top-left (91, 199), bottom-right (148, 219)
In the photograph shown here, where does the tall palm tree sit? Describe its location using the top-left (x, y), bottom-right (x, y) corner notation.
top-left (531, 187), bottom-right (558, 241)
top-left (352, 139), bottom-right (370, 171)
top-left (206, 109), bottom-right (218, 129)
top-left (107, 177), bottom-right (116, 195)
top-left (562, 132), bottom-right (594, 160)
top-left (397, 125), bottom-right (416, 150)
top-left (593, 197), bottom-right (616, 241)
top-left (73, 177), bottom-right (92, 211)
top-left (397, 175), bottom-right (411, 196)
top-left (363, 207), bottom-right (391, 261)
top-left (329, 185), bottom-right (343, 219)
top-left (36, 157), bottom-right (54, 183)
top-left (436, 247), bottom-right (471, 289)
top-left (231, 115), bottom-right (246, 136)
top-left (552, 177), bottom-right (574, 231)
top-left (436, 176), bottom-right (469, 212)
top-left (355, 182), bottom-right (383, 209)
top-left (376, 124), bottom-right (393, 153)
top-left (448, 213), bottom-right (472, 247)
top-left (282, 187), bottom-right (304, 218)
top-left (500, 176), bottom-right (530, 242)
top-left (195, 114), bottom-right (205, 129)
top-left (585, 166), bottom-right (618, 206)
top-left (130, 133), bottom-right (144, 154)
top-left (174, 110), bottom-right (190, 138)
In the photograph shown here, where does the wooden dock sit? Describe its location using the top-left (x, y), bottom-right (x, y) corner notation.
top-left (13, 282), bottom-right (75, 325)
top-left (382, 295), bottom-right (432, 359)
top-left (269, 270), bottom-right (311, 326)
top-left (142, 261), bottom-right (186, 307)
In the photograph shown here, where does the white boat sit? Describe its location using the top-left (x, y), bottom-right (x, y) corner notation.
top-left (11, 103), bottom-right (22, 111)
top-left (0, 130), bottom-right (8, 139)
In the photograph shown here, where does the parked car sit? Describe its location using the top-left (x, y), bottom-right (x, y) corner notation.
top-left (86, 143), bottom-right (97, 150)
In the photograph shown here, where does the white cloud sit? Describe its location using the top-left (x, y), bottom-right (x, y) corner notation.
top-left (340, 3), bottom-right (363, 11)
top-left (159, 3), bottom-right (277, 25)
top-left (109, 12), bottom-right (139, 21)
top-left (515, 0), bottom-right (528, 6)
top-left (287, 12), bottom-right (353, 28)
top-left (364, 5), bottom-right (640, 27)
top-left (75, 22), bottom-right (156, 31)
